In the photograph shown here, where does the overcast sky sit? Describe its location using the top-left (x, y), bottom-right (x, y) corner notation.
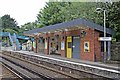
top-left (0, 0), bottom-right (48, 26)
top-left (0, 0), bottom-right (117, 26)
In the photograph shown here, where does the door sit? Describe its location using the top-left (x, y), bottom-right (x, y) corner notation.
top-left (72, 36), bottom-right (80, 59)
top-left (66, 36), bottom-right (72, 58)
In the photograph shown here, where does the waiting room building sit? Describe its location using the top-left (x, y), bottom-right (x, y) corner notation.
top-left (24, 18), bottom-right (114, 61)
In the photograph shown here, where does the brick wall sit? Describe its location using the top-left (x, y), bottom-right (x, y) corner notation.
top-left (34, 27), bottom-right (102, 62)
top-left (80, 28), bottom-right (95, 61)
top-left (60, 31), bottom-right (66, 57)
top-left (94, 30), bottom-right (101, 61)
top-left (44, 33), bottom-right (49, 55)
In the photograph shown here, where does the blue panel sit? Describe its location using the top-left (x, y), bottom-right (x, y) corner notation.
top-left (13, 33), bottom-right (20, 50)
top-left (8, 33), bottom-right (14, 46)
top-left (72, 36), bottom-right (80, 59)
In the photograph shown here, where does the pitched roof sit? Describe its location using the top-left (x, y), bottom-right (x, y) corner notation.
top-left (24, 18), bottom-right (115, 35)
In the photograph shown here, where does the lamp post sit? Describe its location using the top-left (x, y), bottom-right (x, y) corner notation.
top-left (103, 10), bottom-right (107, 63)
top-left (0, 18), bottom-right (2, 50)
top-left (96, 8), bottom-right (107, 63)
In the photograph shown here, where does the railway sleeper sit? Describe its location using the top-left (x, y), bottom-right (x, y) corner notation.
top-left (1, 51), bottom-right (119, 80)
top-left (1, 55), bottom-right (78, 80)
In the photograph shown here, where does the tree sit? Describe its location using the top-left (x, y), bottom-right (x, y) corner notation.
top-left (37, 2), bottom-right (103, 26)
top-left (0, 17), bottom-right (2, 30)
top-left (19, 22), bottom-right (36, 34)
top-left (4, 28), bottom-right (18, 34)
top-left (107, 2), bottom-right (120, 40)
top-left (96, 2), bottom-right (120, 40)
top-left (19, 20), bottom-right (45, 34)
top-left (1, 14), bottom-right (19, 34)
top-left (37, 2), bottom-right (120, 40)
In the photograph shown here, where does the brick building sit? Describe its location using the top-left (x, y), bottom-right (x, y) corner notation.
top-left (24, 18), bottom-right (114, 61)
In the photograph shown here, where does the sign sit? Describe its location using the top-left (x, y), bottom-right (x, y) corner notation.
top-left (61, 41), bottom-right (64, 50)
top-left (98, 37), bottom-right (112, 41)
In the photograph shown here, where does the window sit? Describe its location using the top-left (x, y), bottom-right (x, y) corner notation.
top-left (68, 42), bottom-right (72, 48)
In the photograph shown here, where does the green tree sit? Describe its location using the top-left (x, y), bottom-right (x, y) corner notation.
top-left (0, 17), bottom-right (2, 30)
top-left (107, 2), bottom-right (120, 40)
top-left (20, 22), bottom-right (36, 34)
top-left (37, 2), bottom-right (104, 26)
top-left (19, 20), bottom-right (45, 34)
top-left (4, 28), bottom-right (18, 34)
top-left (96, 2), bottom-right (120, 40)
top-left (1, 14), bottom-right (19, 34)
top-left (37, 2), bottom-right (120, 40)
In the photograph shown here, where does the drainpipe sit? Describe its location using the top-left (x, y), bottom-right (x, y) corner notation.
top-left (94, 30), bottom-right (96, 62)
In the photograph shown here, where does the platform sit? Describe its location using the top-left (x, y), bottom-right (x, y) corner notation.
top-left (16, 50), bottom-right (119, 70)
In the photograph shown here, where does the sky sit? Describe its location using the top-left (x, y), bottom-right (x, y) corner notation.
top-left (0, 0), bottom-right (48, 26)
top-left (0, 0), bottom-right (117, 26)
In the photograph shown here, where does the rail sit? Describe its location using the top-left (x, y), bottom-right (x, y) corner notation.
top-left (1, 53), bottom-right (78, 80)
top-left (1, 50), bottom-right (118, 79)
top-left (1, 62), bottom-right (24, 80)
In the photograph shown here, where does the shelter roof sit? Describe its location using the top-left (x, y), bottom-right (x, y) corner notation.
top-left (24, 18), bottom-right (115, 35)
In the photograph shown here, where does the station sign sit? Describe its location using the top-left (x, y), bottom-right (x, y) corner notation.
top-left (98, 37), bottom-right (112, 41)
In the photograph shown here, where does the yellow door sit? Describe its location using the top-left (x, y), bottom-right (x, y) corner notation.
top-left (66, 36), bottom-right (72, 58)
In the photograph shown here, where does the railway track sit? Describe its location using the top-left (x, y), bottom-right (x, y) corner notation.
top-left (1, 51), bottom-right (117, 80)
top-left (1, 58), bottom-right (42, 80)
top-left (1, 54), bottom-right (79, 80)
top-left (0, 62), bottom-right (22, 80)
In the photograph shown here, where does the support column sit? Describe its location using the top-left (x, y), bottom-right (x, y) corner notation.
top-left (6, 37), bottom-right (7, 46)
top-left (36, 38), bottom-right (38, 53)
top-left (44, 33), bottom-right (49, 55)
top-left (107, 41), bottom-right (111, 60)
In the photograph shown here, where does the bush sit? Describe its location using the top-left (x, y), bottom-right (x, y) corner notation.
top-left (111, 42), bottom-right (120, 61)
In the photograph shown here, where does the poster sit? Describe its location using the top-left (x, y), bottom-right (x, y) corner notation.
top-left (33, 41), bottom-right (36, 48)
top-left (45, 39), bottom-right (47, 49)
top-left (61, 41), bottom-right (64, 50)
top-left (84, 41), bottom-right (90, 52)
